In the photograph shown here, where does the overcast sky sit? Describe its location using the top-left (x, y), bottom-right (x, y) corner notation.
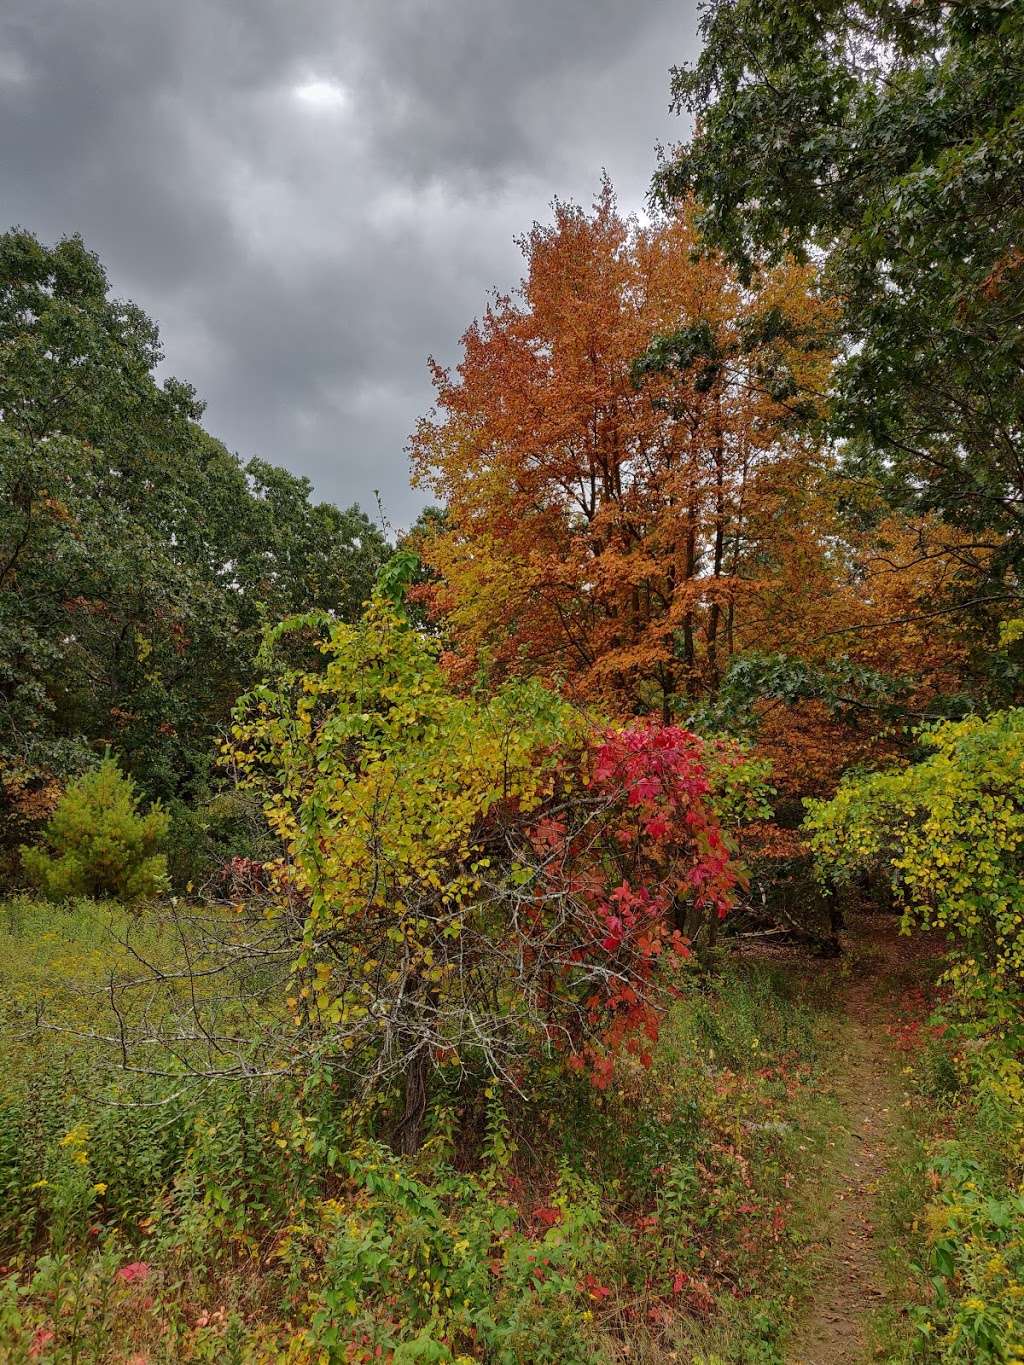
top-left (0, 1), bottom-right (696, 529)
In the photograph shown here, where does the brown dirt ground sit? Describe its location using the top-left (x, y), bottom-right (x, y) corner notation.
top-left (780, 912), bottom-right (941, 1365)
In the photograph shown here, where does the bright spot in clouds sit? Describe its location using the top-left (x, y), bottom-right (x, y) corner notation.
top-left (292, 77), bottom-right (351, 112)
top-left (0, 0), bottom-right (691, 526)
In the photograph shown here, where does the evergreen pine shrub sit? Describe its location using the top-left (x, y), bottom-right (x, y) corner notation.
top-left (21, 757), bottom-right (169, 902)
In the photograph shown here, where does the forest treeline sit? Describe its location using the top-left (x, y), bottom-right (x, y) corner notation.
top-left (0, 228), bottom-right (389, 826)
top-left (3, 0), bottom-right (1022, 827)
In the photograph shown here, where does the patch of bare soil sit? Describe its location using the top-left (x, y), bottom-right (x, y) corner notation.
top-left (781, 914), bottom-right (940, 1365)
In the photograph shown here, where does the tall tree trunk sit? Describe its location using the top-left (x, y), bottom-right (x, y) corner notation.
top-left (393, 1045), bottom-right (431, 1156)
top-left (390, 973), bottom-right (436, 1156)
top-left (706, 413), bottom-right (727, 692)
top-left (682, 497), bottom-right (698, 695)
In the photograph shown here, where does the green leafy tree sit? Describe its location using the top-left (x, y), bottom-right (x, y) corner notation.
top-left (0, 229), bottom-right (389, 802)
top-left (693, 650), bottom-right (915, 734)
top-left (22, 756), bottom-right (170, 901)
top-left (657, 0), bottom-right (1024, 586)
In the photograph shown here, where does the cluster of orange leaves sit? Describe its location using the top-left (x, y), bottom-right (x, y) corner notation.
top-left (0, 761), bottom-right (61, 853)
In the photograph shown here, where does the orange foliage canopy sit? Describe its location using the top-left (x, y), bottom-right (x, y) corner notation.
top-left (410, 184), bottom-right (837, 719)
top-left (753, 513), bottom-right (997, 798)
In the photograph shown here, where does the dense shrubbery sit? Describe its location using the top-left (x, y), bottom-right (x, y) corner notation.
top-left (164, 789), bottom-right (279, 896)
top-left (20, 758), bottom-right (169, 902)
top-left (914, 1151), bottom-right (1024, 1360)
top-left (227, 589), bottom-right (752, 1151)
top-left (805, 709), bottom-right (1024, 999)
top-left (875, 989), bottom-right (1024, 1364)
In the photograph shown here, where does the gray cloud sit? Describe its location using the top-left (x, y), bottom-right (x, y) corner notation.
top-left (0, 0), bottom-right (697, 528)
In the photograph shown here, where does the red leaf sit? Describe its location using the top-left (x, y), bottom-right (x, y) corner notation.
top-left (533, 1205), bottom-right (562, 1227)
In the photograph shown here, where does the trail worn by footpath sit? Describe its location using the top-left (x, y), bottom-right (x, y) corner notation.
top-left (785, 915), bottom-right (934, 1365)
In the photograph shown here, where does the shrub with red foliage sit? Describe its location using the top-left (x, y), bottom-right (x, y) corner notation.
top-left (533, 722), bottom-right (739, 1086)
top-left (213, 855), bottom-right (267, 901)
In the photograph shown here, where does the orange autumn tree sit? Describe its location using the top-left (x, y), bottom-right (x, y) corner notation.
top-left (410, 184), bottom-right (837, 719)
top-left (721, 511), bottom-right (999, 802)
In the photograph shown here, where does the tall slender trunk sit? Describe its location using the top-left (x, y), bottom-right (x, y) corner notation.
top-left (393, 1045), bottom-right (431, 1156)
top-left (682, 498), bottom-right (698, 696)
top-left (390, 975), bottom-right (437, 1156)
top-left (705, 412), bottom-right (727, 693)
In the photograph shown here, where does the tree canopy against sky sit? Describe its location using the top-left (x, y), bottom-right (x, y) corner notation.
top-left (0, 230), bottom-right (388, 803)
top-left (411, 186), bottom-right (838, 720)
top-left (655, 0), bottom-right (1024, 597)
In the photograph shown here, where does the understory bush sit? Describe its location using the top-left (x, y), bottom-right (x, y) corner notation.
top-left (225, 591), bottom-right (746, 1154)
top-left (809, 715), bottom-right (1024, 1359)
top-left (164, 789), bottom-right (279, 896)
top-left (914, 1148), bottom-right (1024, 1361)
top-left (876, 995), bottom-right (1024, 1363)
top-left (805, 708), bottom-right (1024, 997)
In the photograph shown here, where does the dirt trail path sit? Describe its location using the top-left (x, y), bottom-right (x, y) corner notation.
top-left (784, 914), bottom-right (935, 1365)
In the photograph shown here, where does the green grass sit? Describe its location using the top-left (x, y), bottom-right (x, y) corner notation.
top-left (870, 1014), bottom-right (1024, 1363)
top-left (0, 898), bottom-right (843, 1362)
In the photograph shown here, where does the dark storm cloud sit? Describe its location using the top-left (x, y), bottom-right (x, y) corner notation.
top-left (0, 0), bottom-right (696, 527)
